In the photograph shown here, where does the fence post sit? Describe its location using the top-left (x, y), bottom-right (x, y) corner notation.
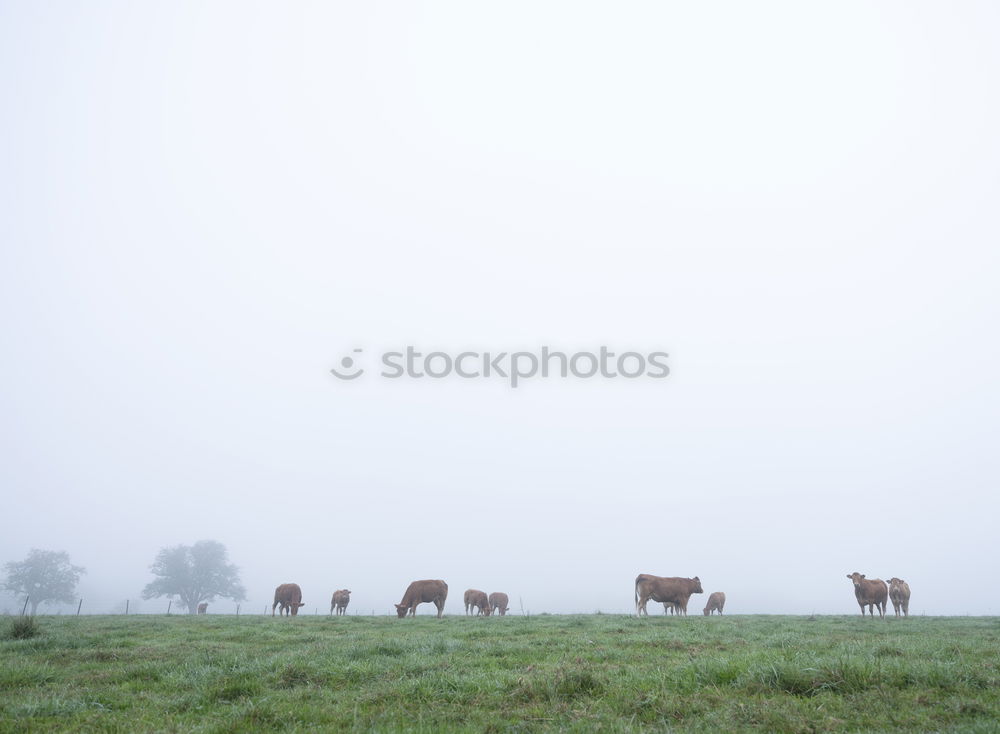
top-left (77, 599), bottom-right (83, 616)
top-left (236, 604), bottom-right (240, 617)
top-left (125, 600), bottom-right (129, 615)
top-left (21, 596), bottom-right (30, 616)
top-left (167, 600), bottom-right (172, 615)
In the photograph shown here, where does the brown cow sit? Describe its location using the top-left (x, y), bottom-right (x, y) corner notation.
top-left (272, 583), bottom-right (305, 616)
top-left (635, 574), bottom-right (703, 616)
top-left (846, 572), bottom-right (887, 618)
top-left (703, 592), bottom-right (726, 616)
top-left (197, 602), bottom-right (208, 615)
top-left (395, 579), bottom-right (448, 618)
top-left (330, 589), bottom-right (351, 616)
top-left (887, 578), bottom-right (910, 617)
top-left (488, 592), bottom-right (510, 616)
top-left (464, 589), bottom-right (491, 616)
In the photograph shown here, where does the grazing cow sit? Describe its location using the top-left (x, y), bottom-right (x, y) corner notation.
top-left (635, 574), bottom-right (704, 616)
top-left (272, 583), bottom-right (305, 616)
top-left (330, 589), bottom-right (351, 616)
top-left (703, 592), bottom-right (726, 616)
top-left (488, 592), bottom-right (510, 616)
top-left (846, 573), bottom-right (887, 618)
top-left (464, 589), bottom-right (491, 616)
top-left (197, 602), bottom-right (208, 614)
top-left (395, 579), bottom-right (448, 618)
top-left (887, 578), bottom-right (911, 617)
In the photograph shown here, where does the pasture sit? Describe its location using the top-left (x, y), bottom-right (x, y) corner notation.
top-left (1, 614), bottom-right (998, 733)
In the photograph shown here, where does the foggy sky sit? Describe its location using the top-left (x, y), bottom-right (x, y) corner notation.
top-left (2, 2), bottom-right (998, 617)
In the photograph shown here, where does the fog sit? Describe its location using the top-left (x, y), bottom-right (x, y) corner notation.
top-left (2, 2), bottom-right (998, 617)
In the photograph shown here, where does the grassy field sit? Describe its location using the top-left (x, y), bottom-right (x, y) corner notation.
top-left (1, 613), bottom-right (998, 733)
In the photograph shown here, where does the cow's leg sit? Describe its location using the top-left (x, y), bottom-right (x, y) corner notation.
top-left (436, 599), bottom-right (444, 618)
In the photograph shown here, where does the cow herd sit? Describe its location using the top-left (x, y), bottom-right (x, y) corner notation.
top-left (847, 572), bottom-right (912, 619)
top-left (259, 573), bottom-right (911, 619)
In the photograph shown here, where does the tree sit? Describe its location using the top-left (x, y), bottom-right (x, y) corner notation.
top-left (142, 540), bottom-right (246, 614)
top-left (2, 549), bottom-right (85, 615)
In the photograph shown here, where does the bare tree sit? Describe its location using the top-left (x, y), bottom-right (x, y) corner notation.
top-left (142, 540), bottom-right (245, 615)
top-left (2, 549), bottom-right (85, 615)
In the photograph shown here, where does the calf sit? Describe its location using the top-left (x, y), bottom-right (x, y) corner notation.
top-left (887, 578), bottom-right (910, 617)
top-left (197, 602), bottom-right (208, 615)
top-left (331, 589), bottom-right (351, 616)
top-left (464, 589), bottom-right (491, 616)
top-left (846, 572), bottom-right (887, 619)
top-left (703, 592), bottom-right (726, 616)
top-left (488, 592), bottom-right (510, 616)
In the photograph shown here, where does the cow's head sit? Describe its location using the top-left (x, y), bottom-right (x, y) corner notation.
top-left (847, 572), bottom-right (865, 588)
top-left (290, 602), bottom-right (305, 616)
top-left (395, 603), bottom-right (408, 618)
top-left (888, 577), bottom-right (904, 587)
top-left (692, 576), bottom-right (703, 593)
top-left (482, 605), bottom-right (492, 617)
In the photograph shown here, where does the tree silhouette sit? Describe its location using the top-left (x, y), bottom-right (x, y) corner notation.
top-left (3, 549), bottom-right (85, 615)
top-left (142, 540), bottom-right (245, 615)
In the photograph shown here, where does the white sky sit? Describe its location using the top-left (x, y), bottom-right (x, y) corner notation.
top-left (1, 1), bottom-right (998, 616)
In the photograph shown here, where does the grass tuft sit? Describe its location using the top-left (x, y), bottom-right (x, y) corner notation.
top-left (4, 615), bottom-right (41, 640)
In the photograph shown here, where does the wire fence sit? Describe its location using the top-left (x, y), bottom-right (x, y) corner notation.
top-left (1, 595), bottom-right (540, 618)
top-left (0, 596), bottom-right (409, 617)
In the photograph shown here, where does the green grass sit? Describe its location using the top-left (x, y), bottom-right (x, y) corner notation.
top-left (1, 615), bottom-right (998, 732)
